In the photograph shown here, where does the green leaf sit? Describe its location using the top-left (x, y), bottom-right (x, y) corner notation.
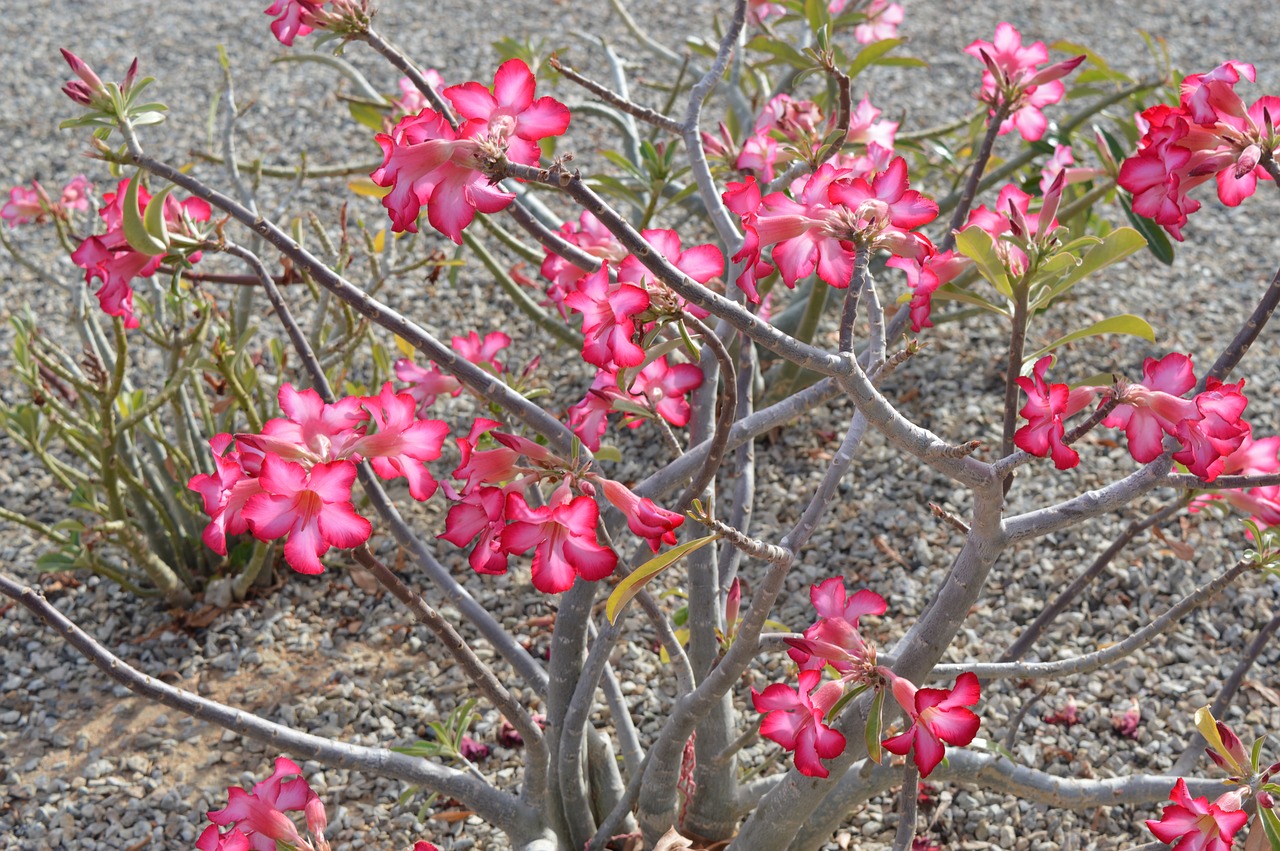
top-left (929, 284), bottom-right (1009, 316)
top-left (1023, 314), bottom-right (1156, 365)
top-left (1259, 807), bottom-right (1280, 851)
top-left (36, 551), bottom-right (79, 572)
top-left (824, 682), bottom-right (869, 723)
top-left (348, 101), bottom-right (386, 131)
top-left (954, 228), bottom-right (1012, 297)
top-left (122, 169), bottom-right (168, 256)
top-left (1121, 200), bottom-right (1176, 265)
top-left (847, 38), bottom-right (906, 80)
top-left (745, 35), bottom-right (812, 69)
top-left (864, 688), bottom-right (886, 765)
top-left (1035, 227), bottom-right (1147, 306)
top-left (606, 534), bottom-right (718, 624)
top-left (593, 444), bottom-right (623, 463)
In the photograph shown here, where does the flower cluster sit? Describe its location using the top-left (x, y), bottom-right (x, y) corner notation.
top-left (371, 59), bottom-right (570, 242)
top-left (1119, 61), bottom-right (1280, 240)
top-left (703, 92), bottom-right (897, 188)
top-left (1015, 353), bottom-right (1255, 483)
top-left (395, 330), bottom-right (514, 415)
top-left (70, 177), bottom-right (210, 328)
top-left (189, 383), bottom-right (448, 574)
top-left (264, 0), bottom-right (371, 45)
top-left (725, 156), bottom-right (938, 303)
top-left (1, 175), bottom-right (91, 227)
top-left (964, 23), bottom-right (1084, 142)
top-left (755, 579), bottom-right (981, 778)
top-left (198, 757), bottom-right (440, 851)
top-left (437, 419), bottom-right (683, 593)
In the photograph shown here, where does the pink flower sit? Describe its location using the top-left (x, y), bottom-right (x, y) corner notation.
top-left (444, 58), bottom-right (572, 168)
top-left (1013, 356), bottom-right (1099, 469)
top-left (753, 164), bottom-right (859, 289)
top-left (452, 330), bottom-right (511, 373)
top-left (352, 383), bottom-right (449, 501)
top-left (196, 825), bottom-right (251, 851)
top-left (1, 184), bottom-right (45, 226)
top-left (240, 383), bottom-right (368, 466)
top-left (501, 488), bottom-right (618, 593)
top-left (1191, 435), bottom-right (1280, 527)
top-left (618, 228), bottom-right (724, 320)
top-left (70, 177), bottom-right (210, 328)
top-left (596, 478), bottom-right (684, 552)
top-left (752, 668), bottom-right (847, 778)
top-left (626, 356), bottom-right (704, 428)
top-left (563, 261), bottom-right (650, 369)
top-left (852, 0), bottom-right (903, 44)
top-left (881, 670), bottom-right (981, 778)
top-left (387, 72), bottom-right (445, 128)
top-left (263, 0), bottom-right (323, 46)
top-left (1173, 378), bottom-right (1250, 482)
top-left (825, 156), bottom-right (938, 259)
top-left (241, 455), bottom-right (372, 575)
top-left (885, 250), bottom-right (967, 331)
top-left (845, 97), bottom-right (898, 153)
top-left (568, 368), bottom-right (626, 451)
top-left (1146, 778), bottom-right (1248, 851)
top-left (394, 359), bottom-right (463, 414)
top-left (964, 24), bottom-right (1084, 141)
top-left (440, 485), bottom-right (511, 576)
top-left (188, 434), bottom-right (265, 556)
top-left (722, 176), bottom-right (775, 303)
top-left (538, 211), bottom-right (626, 317)
top-left (787, 578), bottom-right (886, 674)
top-left (207, 757), bottom-right (320, 851)
top-left (1104, 352), bottom-right (1199, 462)
top-left (371, 108), bottom-right (512, 242)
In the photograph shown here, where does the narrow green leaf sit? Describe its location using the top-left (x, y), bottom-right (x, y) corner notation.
top-left (1023, 314), bottom-right (1156, 365)
top-left (864, 688), bottom-right (886, 765)
top-left (824, 682), bottom-right (869, 723)
top-left (1037, 227), bottom-right (1147, 305)
top-left (1121, 201), bottom-right (1176, 265)
top-left (348, 101), bottom-right (386, 131)
top-left (122, 170), bottom-right (169, 256)
top-left (954, 227), bottom-right (1012, 297)
top-left (847, 38), bottom-right (905, 79)
top-left (1259, 807), bottom-right (1280, 851)
top-left (930, 284), bottom-right (1010, 316)
top-left (606, 534), bottom-right (718, 624)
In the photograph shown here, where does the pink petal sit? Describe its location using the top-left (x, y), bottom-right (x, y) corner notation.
top-left (491, 58), bottom-right (536, 112)
top-left (516, 96), bottom-right (572, 139)
top-left (443, 82), bottom-right (498, 123)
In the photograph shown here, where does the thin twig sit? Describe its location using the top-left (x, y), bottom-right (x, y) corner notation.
top-left (550, 56), bottom-right (683, 134)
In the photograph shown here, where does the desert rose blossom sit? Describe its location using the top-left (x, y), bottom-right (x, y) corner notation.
top-left (206, 757), bottom-right (325, 851)
top-left (240, 455), bottom-right (372, 575)
top-left (350, 383), bottom-right (449, 501)
top-left (617, 228), bottom-right (724, 320)
top-left (70, 177), bottom-right (211, 328)
top-left (880, 670), bottom-right (981, 778)
top-left (563, 261), bottom-right (650, 369)
top-left (851, 0), bottom-right (904, 44)
top-left (824, 156), bottom-right (938, 260)
top-left (386, 71), bottom-right (446, 129)
top-left (443, 58), bottom-right (571, 169)
top-left (393, 329), bottom-right (511, 415)
top-left (1013, 356), bottom-right (1101, 470)
top-left (1145, 779), bottom-right (1248, 851)
top-left (1172, 377), bottom-right (1251, 482)
top-left (538, 211), bottom-right (627, 317)
top-left (1191, 435), bottom-right (1280, 528)
top-left (964, 23), bottom-right (1085, 141)
top-left (786, 578), bottom-right (887, 675)
top-left (59, 48), bottom-right (128, 110)
top-left (1120, 62), bottom-right (1280, 239)
top-left (1104, 352), bottom-right (1201, 462)
top-left (188, 434), bottom-right (266, 556)
top-left (0, 177), bottom-right (85, 227)
top-left (439, 484), bottom-right (511, 575)
top-left (752, 163), bottom-right (859, 289)
top-left (722, 176), bottom-right (775, 303)
top-left (501, 486), bottom-right (618, 593)
top-left (752, 668), bottom-right (848, 778)
top-left (885, 249), bottom-right (967, 331)
top-left (596, 477), bottom-right (684, 551)
top-left (264, 0), bottom-right (323, 45)
top-left (371, 107), bottom-right (512, 242)
top-left (844, 96), bottom-right (898, 154)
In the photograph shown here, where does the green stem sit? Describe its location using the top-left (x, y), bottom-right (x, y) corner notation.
top-left (0, 507), bottom-right (69, 544)
top-left (770, 280), bottom-right (829, 401)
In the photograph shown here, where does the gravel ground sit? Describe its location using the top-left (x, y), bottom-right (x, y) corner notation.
top-left (2, 1), bottom-right (1280, 850)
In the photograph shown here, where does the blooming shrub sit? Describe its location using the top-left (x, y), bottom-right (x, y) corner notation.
top-left (4, 3), bottom-right (1280, 850)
